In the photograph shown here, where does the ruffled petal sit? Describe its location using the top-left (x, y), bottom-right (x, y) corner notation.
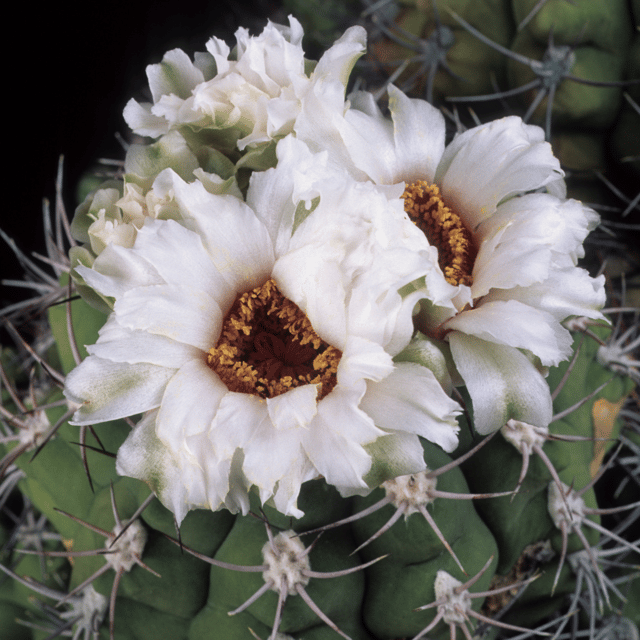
top-left (116, 410), bottom-right (216, 524)
top-left (472, 196), bottom-right (561, 298)
top-left (295, 78), bottom-right (377, 181)
top-left (484, 269), bottom-right (606, 322)
top-left (152, 170), bottom-right (275, 294)
top-left (313, 25), bottom-right (367, 88)
top-left (445, 299), bottom-right (573, 367)
top-left (113, 284), bottom-right (222, 351)
top-left (156, 358), bottom-right (228, 451)
top-left (208, 393), bottom-right (271, 460)
top-left (75, 243), bottom-right (164, 300)
top-left (359, 362), bottom-right (461, 453)
top-left (130, 219), bottom-right (236, 312)
top-left (247, 136), bottom-right (330, 255)
top-left (88, 325), bottom-right (201, 369)
top-left (146, 48), bottom-right (205, 102)
top-left (448, 333), bottom-right (553, 434)
top-left (337, 336), bottom-right (395, 388)
top-left (385, 84), bottom-right (446, 183)
top-left (266, 385), bottom-right (319, 431)
top-left (123, 99), bottom-right (170, 137)
top-left (303, 389), bottom-right (385, 492)
top-left (434, 117), bottom-right (563, 230)
top-left (273, 247), bottom-right (348, 349)
top-left (241, 420), bottom-right (309, 515)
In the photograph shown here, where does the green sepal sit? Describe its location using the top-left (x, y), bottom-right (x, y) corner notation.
top-left (124, 130), bottom-right (200, 183)
top-left (70, 180), bottom-right (123, 245)
top-left (67, 249), bottom-right (115, 315)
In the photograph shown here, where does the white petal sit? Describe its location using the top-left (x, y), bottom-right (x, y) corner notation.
top-left (444, 299), bottom-right (573, 367)
top-left (208, 392), bottom-right (271, 460)
top-left (295, 78), bottom-right (381, 181)
top-left (147, 48), bottom-right (204, 102)
top-left (472, 196), bottom-right (561, 297)
top-left (435, 117), bottom-right (563, 230)
top-left (386, 84), bottom-right (446, 183)
top-left (116, 410), bottom-right (211, 524)
top-left (337, 336), bottom-right (394, 387)
top-left (273, 248), bottom-right (348, 349)
top-left (156, 358), bottom-right (228, 451)
top-left (131, 219), bottom-right (236, 312)
top-left (65, 357), bottom-right (175, 425)
top-left (247, 136), bottom-right (326, 256)
top-left (153, 170), bottom-right (275, 294)
top-left (484, 269), bottom-right (606, 322)
top-left (359, 363), bottom-right (461, 452)
top-left (270, 461), bottom-right (318, 518)
top-left (448, 333), bottom-right (553, 434)
top-left (88, 327), bottom-right (200, 369)
top-left (303, 389), bottom-right (384, 491)
top-left (114, 284), bottom-right (222, 351)
top-left (75, 244), bottom-right (164, 299)
top-left (123, 99), bottom-right (170, 137)
top-left (266, 385), bottom-right (319, 431)
top-left (241, 421), bottom-right (307, 507)
top-left (313, 25), bottom-right (367, 87)
top-left (302, 421), bottom-right (372, 493)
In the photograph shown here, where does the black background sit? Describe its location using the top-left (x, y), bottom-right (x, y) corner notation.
top-left (3, 0), bottom-right (281, 311)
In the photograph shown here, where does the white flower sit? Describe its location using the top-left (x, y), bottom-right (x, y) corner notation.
top-left (64, 137), bottom-right (461, 523)
top-left (123, 17), bottom-right (366, 167)
top-left (295, 85), bottom-right (606, 434)
top-left (70, 130), bottom-right (243, 262)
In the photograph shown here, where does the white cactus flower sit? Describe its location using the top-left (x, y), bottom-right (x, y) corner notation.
top-left (295, 84), bottom-right (606, 434)
top-left (64, 137), bottom-right (461, 523)
top-left (124, 17), bottom-right (366, 166)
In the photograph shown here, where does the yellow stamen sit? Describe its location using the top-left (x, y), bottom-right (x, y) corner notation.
top-left (402, 181), bottom-right (476, 286)
top-left (207, 279), bottom-right (341, 400)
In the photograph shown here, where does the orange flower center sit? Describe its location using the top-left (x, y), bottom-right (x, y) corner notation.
top-left (207, 279), bottom-right (341, 399)
top-left (402, 181), bottom-right (476, 286)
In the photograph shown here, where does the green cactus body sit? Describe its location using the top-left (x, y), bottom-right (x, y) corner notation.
top-left (508, 0), bottom-right (633, 128)
top-left (370, 0), bottom-right (514, 100)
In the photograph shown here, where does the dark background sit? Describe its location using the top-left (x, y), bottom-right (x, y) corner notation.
top-left (3, 0), bottom-right (281, 311)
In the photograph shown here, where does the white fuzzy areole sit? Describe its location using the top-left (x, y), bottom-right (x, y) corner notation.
top-left (501, 419), bottom-right (549, 453)
top-left (382, 470), bottom-right (437, 514)
top-left (434, 570), bottom-right (472, 625)
top-left (262, 530), bottom-right (311, 595)
top-left (105, 520), bottom-right (147, 573)
top-left (548, 481), bottom-right (586, 531)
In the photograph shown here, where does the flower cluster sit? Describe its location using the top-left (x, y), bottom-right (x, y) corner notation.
top-left (64, 17), bottom-right (605, 523)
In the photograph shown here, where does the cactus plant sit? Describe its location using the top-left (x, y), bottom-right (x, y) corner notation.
top-left (2, 8), bottom-right (639, 640)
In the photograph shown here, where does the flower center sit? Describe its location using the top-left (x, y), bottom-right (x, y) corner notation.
top-left (207, 278), bottom-right (341, 400)
top-left (402, 181), bottom-right (476, 286)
